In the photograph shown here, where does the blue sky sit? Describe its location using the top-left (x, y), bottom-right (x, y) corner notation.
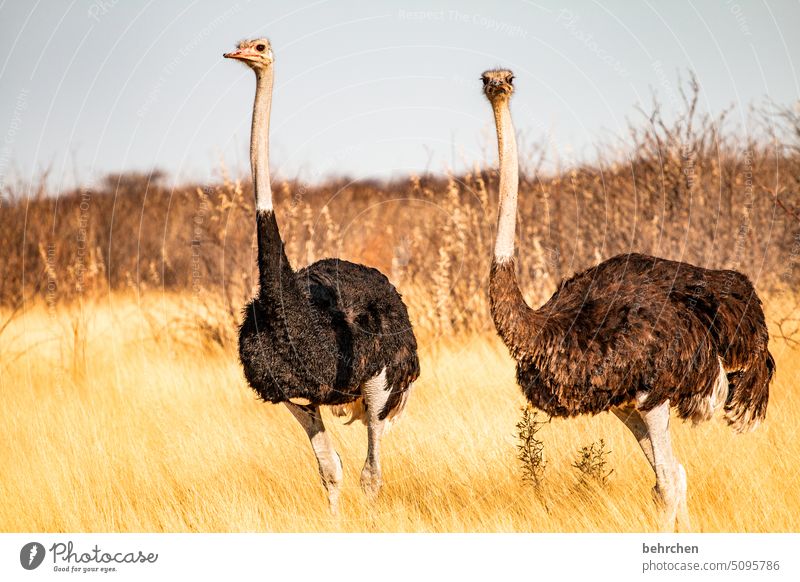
top-left (0, 0), bottom-right (798, 192)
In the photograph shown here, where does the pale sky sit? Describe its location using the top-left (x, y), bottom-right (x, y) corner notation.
top-left (0, 0), bottom-right (798, 193)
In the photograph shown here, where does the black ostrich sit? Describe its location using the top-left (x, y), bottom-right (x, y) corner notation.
top-left (481, 69), bottom-right (774, 531)
top-left (224, 39), bottom-right (419, 512)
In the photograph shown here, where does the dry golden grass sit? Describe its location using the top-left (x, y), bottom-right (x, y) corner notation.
top-left (2, 291), bottom-right (798, 533)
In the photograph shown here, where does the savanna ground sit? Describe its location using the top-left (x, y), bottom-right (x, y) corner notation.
top-left (2, 86), bottom-right (800, 532)
top-left (2, 294), bottom-right (800, 533)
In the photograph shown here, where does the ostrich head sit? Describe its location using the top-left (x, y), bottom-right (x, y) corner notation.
top-left (224, 38), bottom-right (274, 70)
top-left (482, 69), bottom-right (515, 102)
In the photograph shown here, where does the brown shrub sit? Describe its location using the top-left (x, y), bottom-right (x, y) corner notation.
top-left (2, 89), bottom-right (799, 340)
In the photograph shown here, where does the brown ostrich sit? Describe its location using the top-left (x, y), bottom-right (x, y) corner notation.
top-left (481, 69), bottom-right (774, 531)
top-left (224, 38), bottom-right (419, 513)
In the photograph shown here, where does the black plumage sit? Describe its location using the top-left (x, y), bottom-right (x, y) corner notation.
top-left (226, 37), bottom-right (418, 509)
top-left (239, 212), bottom-right (419, 419)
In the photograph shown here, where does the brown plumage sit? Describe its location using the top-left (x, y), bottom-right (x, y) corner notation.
top-left (482, 68), bottom-right (774, 531)
top-left (490, 254), bottom-right (772, 429)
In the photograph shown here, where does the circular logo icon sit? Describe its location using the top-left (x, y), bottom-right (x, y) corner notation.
top-left (20, 542), bottom-right (46, 570)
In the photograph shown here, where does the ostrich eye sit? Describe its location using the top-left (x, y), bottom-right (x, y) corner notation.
top-left (482, 77), bottom-right (489, 86)
top-left (507, 76), bottom-right (514, 84)
top-left (256, 44), bottom-right (266, 52)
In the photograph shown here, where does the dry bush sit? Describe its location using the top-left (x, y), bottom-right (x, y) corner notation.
top-left (2, 83), bottom-right (799, 344)
top-left (572, 439), bottom-right (614, 489)
top-left (516, 405), bottom-right (548, 489)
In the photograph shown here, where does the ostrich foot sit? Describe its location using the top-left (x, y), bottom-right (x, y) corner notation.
top-left (320, 452), bottom-right (343, 515)
top-left (360, 465), bottom-right (382, 502)
top-left (652, 486), bottom-right (679, 533)
top-left (651, 464), bottom-right (688, 532)
top-left (325, 485), bottom-right (341, 516)
top-left (322, 477), bottom-right (341, 517)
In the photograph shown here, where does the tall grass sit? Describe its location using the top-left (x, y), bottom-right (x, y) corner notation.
top-left (1, 294), bottom-right (798, 532)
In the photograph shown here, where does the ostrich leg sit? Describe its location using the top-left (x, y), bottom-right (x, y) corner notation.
top-left (285, 402), bottom-right (343, 513)
top-left (360, 368), bottom-right (390, 501)
top-left (639, 401), bottom-right (689, 532)
top-left (612, 403), bottom-right (655, 467)
top-left (613, 403), bottom-right (690, 529)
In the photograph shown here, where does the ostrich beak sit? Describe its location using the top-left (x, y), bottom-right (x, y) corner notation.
top-left (224, 48), bottom-right (257, 61)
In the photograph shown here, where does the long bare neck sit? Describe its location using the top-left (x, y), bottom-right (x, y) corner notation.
top-left (247, 65), bottom-right (337, 378)
top-left (250, 67), bottom-right (294, 300)
top-left (492, 97), bottom-right (519, 263)
top-left (488, 96), bottom-right (533, 352)
top-left (252, 68), bottom-right (273, 212)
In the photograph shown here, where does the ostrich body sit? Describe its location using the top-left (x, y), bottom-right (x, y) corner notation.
top-left (225, 39), bottom-right (419, 512)
top-left (482, 69), bottom-right (774, 530)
